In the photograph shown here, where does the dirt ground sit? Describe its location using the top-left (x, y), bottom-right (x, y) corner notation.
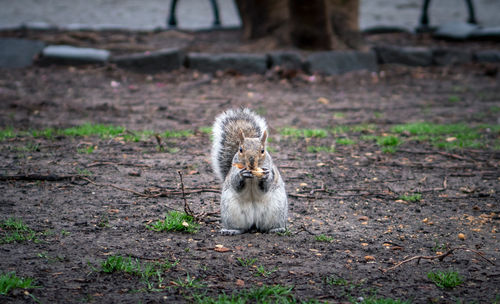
top-left (0, 30), bottom-right (499, 303)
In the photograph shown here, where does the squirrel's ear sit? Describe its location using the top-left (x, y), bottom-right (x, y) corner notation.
top-left (260, 130), bottom-right (268, 145)
top-left (238, 129), bottom-right (245, 144)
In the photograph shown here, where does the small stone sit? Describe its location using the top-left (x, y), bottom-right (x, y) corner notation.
top-left (42, 45), bottom-right (110, 64)
top-left (306, 51), bottom-right (377, 75)
top-left (458, 233), bottom-right (466, 240)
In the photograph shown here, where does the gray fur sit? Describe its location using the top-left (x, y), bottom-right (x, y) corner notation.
top-left (211, 108), bottom-right (288, 234)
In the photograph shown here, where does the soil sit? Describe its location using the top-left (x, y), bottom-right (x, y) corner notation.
top-left (0, 30), bottom-right (500, 303)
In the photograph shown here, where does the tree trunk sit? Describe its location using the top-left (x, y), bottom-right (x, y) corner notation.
top-left (235, 0), bottom-right (289, 40)
top-left (236, 0), bottom-right (360, 50)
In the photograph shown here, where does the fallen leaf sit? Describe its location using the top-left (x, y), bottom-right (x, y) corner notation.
top-left (358, 216), bottom-right (369, 221)
top-left (236, 279), bottom-right (244, 287)
top-left (317, 97), bottom-right (329, 105)
top-left (214, 246), bottom-right (230, 252)
top-left (445, 137), bottom-right (457, 142)
top-left (364, 255), bottom-right (376, 262)
top-left (458, 233), bottom-right (466, 240)
top-left (182, 221), bottom-right (189, 227)
top-left (299, 182), bottom-right (308, 187)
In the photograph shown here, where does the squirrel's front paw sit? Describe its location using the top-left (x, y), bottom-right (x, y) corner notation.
top-left (239, 168), bottom-right (254, 178)
top-left (259, 167), bottom-right (270, 180)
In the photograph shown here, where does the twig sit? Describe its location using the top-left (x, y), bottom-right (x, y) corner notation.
top-left (178, 171), bottom-right (194, 217)
top-left (154, 134), bottom-right (164, 151)
top-left (296, 224), bottom-right (317, 235)
top-left (81, 177), bottom-right (155, 198)
top-left (381, 247), bottom-right (494, 273)
top-left (86, 161), bottom-right (152, 168)
top-left (0, 174), bottom-right (81, 182)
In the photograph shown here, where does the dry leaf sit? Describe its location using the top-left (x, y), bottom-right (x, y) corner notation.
top-left (364, 255), bottom-right (376, 262)
top-left (458, 233), bottom-right (466, 240)
top-left (358, 216), bottom-right (369, 221)
top-left (214, 246), bottom-right (230, 252)
top-left (236, 279), bottom-right (244, 287)
top-left (317, 97), bottom-right (330, 105)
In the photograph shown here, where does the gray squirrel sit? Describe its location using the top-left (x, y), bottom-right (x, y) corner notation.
top-left (211, 108), bottom-right (288, 235)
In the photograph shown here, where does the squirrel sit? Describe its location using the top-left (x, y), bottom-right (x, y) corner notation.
top-left (211, 108), bottom-right (288, 235)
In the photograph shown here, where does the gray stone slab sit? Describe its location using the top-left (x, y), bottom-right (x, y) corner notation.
top-left (432, 48), bottom-right (472, 66)
top-left (186, 53), bottom-right (267, 74)
top-left (306, 51), bottom-right (377, 75)
top-left (0, 38), bottom-right (45, 68)
top-left (268, 51), bottom-right (303, 70)
top-left (470, 26), bottom-right (500, 40)
top-left (111, 48), bottom-right (183, 72)
top-left (433, 22), bottom-right (479, 40)
top-left (41, 45), bottom-right (110, 64)
top-left (374, 46), bottom-right (433, 66)
top-left (474, 50), bottom-right (500, 62)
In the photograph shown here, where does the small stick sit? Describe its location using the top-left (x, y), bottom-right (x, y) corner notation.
top-left (381, 247), bottom-right (494, 273)
top-left (178, 170), bottom-right (194, 217)
top-left (0, 174), bottom-right (80, 182)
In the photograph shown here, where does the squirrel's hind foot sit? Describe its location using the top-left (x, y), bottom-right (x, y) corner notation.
top-left (220, 228), bottom-right (244, 235)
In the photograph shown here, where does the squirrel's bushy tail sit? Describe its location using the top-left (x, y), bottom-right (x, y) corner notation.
top-left (211, 108), bottom-right (267, 182)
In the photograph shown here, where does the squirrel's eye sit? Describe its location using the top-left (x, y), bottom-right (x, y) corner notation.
top-left (261, 149), bottom-right (265, 154)
top-left (239, 147), bottom-right (243, 153)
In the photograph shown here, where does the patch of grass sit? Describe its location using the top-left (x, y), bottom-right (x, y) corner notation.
top-left (276, 229), bottom-right (292, 236)
top-left (198, 126), bottom-right (212, 135)
top-left (237, 257), bottom-right (257, 267)
top-left (280, 127), bottom-right (328, 139)
top-left (172, 273), bottom-right (205, 289)
top-left (427, 270), bottom-right (463, 289)
top-left (333, 112), bottom-right (345, 119)
top-left (332, 124), bottom-right (376, 135)
top-left (315, 234), bottom-right (334, 243)
top-left (194, 285), bottom-right (295, 304)
top-left (61, 123), bottom-right (125, 138)
top-left (255, 265), bottom-right (277, 277)
top-left (432, 240), bottom-right (447, 253)
top-left (0, 272), bottom-right (38, 295)
top-left (377, 135), bottom-right (401, 153)
top-left (0, 127), bottom-right (17, 141)
top-left (122, 130), bottom-right (155, 142)
top-left (10, 142), bottom-right (40, 153)
top-left (360, 297), bottom-right (411, 304)
top-left (325, 275), bottom-right (349, 286)
top-left (30, 127), bottom-right (57, 139)
top-left (448, 95), bottom-right (460, 103)
top-left (399, 193), bottom-right (422, 203)
top-left (100, 255), bottom-right (177, 291)
top-left (336, 138), bottom-right (355, 145)
top-left (77, 145), bottom-right (95, 154)
top-left (162, 129), bottom-right (194, 138)
top-left (75, 168), bottom-right (92, 176)
top-left (307, 145), bottom-right (335, 153)
top-left (490, 106), bottom-right (500, 113)
top-left (147, 211), bottom-right (199, 234)
top-left (0, 218), bottom-right (37, 244)
top-left (390, 122), bottom-right (490, 150)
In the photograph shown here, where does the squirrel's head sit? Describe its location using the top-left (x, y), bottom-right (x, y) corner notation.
top-left (238, 130), bottom-right (267, 170)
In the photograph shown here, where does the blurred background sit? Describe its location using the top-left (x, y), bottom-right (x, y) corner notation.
top-left (1, 0), bottom-right (499, 31)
